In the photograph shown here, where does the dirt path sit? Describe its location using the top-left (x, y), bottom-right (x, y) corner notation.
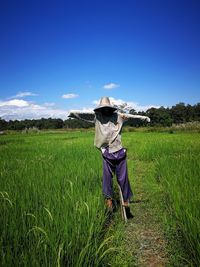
top-left (123, 160), bottom-right (169, 267)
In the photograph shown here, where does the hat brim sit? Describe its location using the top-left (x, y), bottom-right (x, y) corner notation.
top-left (94, 105), bottom-right (117, 112)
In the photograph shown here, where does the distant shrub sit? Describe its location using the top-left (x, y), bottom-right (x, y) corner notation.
top-left (123, 122), bottom-right (200, 133)
top-left (22, 127), bottom-right (40, 134)
top-left (171, 121), bottom-right (200, 132)
top-left (123, 127), bottom-right (136, 132)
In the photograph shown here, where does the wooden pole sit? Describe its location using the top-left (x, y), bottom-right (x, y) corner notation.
top-left (118, 184), bottom-right (127, 223)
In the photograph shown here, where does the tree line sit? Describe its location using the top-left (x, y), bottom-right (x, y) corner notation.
top-left (0, 102), bottom-right (200, 131)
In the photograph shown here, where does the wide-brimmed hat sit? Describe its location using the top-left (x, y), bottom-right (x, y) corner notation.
top-left (94, 97), bottom-right (117, 112)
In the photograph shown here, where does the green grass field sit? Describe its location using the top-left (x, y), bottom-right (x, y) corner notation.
top-left (0, 130), bottom-right (200, 266)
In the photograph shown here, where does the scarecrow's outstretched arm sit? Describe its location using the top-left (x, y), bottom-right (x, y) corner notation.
top-left (68, 111), bottom-right (95, 123)
top-left (119, 113), bottom-right (151, 123)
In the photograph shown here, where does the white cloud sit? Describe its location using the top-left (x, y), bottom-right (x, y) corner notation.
top-left (62, 94), bottom-right (79, 99)
top-left (69, 108), bottom-right (94, 114)
top-left (103, 83), bottom-right (120, 89)
top-left (43, 102), bottom-right (56, 107)
top-left (0, 99), bottom-right (68, 121)
top-left (0, 99), bottom-right (30, 107)
top-left (93, 97), bottom-right (160, 112)
top-left (10, 91), bottom-right (38, 98)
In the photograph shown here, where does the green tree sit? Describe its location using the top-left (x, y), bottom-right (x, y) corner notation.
top-left (146, 106), bottom-right (173, 126)
top-left (170, 103), bottom-right (187, 123)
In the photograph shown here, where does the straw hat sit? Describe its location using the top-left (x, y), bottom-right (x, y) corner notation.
top-left (94, 97), bottom-right (117, 112)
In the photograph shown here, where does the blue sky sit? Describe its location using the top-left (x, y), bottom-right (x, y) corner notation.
top-left (0, 0), bottom-right (200, 120)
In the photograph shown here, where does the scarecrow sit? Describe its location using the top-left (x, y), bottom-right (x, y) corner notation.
top-left (69, 97), bottom-right (150, 219)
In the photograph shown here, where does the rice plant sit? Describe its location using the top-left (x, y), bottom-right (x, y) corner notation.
top-left (124, 131), bottom-right (200, 266)
top-left (0, 131), bottom-right (199, 266)
top-left (0, 132), bottom-right (114, 266)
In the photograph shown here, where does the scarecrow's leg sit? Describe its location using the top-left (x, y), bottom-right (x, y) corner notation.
top-left (115, 155), bottom-right (133, 203)
top-left (116, 153), bottom-right (134, 220)
top-left (102, 157), bottom-right (115, 207)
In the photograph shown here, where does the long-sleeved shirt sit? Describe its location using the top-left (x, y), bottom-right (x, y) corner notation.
top-left (69, 111), bottom-right (150, 153)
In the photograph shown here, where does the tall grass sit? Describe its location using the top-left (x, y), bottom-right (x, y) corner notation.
top-left (1, 131), bottom-right (199, 266)
top-left (0, 132), bottom-right (115, 266)
top-left (124, 132), bottom-right (200, 266)
top-left (157, 152), bottom-right (200, 265)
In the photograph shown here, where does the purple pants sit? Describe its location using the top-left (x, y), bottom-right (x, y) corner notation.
top-left (102, 148), bottom-right (133, 201)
